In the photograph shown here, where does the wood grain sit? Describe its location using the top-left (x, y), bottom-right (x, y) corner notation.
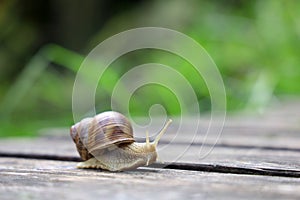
top-left (0, 99), bottom-right (299, 199)
top-left (1, 158), bottom-right (300, 200)
top-left (0, 135), bottom-right (299, 176)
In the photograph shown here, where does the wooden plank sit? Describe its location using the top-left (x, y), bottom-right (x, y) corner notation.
top-left (133, 99), bottom-right (300, 148)
top-left (153, 115), bottom-right (300, 149)
top-left (0, 102), bottom-right (299, 171)
top-left (1, 158), bottom-right (300, 200)
top-left (35, 99), bottom-right (300, 150)
top-left (37, 110), bottom-right (300, 150)
top-left (0, 137), bottom-right (299, 172)
top-left (0, 100), bottom-right (299, 199)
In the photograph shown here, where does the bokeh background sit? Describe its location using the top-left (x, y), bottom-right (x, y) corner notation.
top-left (0, 0), bottom-right (299, 137)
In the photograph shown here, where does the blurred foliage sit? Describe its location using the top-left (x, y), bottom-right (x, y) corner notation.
top-left (0, 0), bottom-right (299, 137)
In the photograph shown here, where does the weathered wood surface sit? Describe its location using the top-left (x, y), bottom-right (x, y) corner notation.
top-left (0, 99), bottom-right (300, 199)
top-left (1, 158), bottom-right (300, 200)
top-left (0, 137), bottom-right (300, 172)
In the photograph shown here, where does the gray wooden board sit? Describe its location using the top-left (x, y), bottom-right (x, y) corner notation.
top-left (0, 105), bottom-right (299, 172)
top-left (0, 137), bottom-right (299, 171)
top-left (0, 158), bottom-right (300, 200)
top-left (36, 109), bottom-right (300, 150)
top-left (0, 99), bottom-right (300, 199)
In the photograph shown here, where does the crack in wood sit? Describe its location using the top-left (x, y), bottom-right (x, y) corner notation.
top-left (1, 152), bottom-right (299, 178)
top-left (151, 163), bottom-right (300, 178)
top-left (0, 152), bottom-right (81, 162)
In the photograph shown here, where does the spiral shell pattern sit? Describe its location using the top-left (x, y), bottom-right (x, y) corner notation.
top-left (70, 111), bottom-right (135, 160)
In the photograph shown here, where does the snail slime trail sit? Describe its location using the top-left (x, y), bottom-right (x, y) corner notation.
top-left (70, 111), bottom-right (172, 171)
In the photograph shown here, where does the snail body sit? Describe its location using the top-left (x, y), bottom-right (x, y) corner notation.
top-left (70, 111), bottom-right (172, 171)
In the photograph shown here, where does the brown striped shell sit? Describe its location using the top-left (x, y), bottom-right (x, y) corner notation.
top-left (70, 111), bottom-right (135, 161)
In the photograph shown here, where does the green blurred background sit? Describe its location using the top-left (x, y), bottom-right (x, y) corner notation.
top-left (0, 0), bottom-right (299, 137)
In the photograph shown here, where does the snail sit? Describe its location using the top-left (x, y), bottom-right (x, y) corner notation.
top-left (70, 111), bottom-right (172, 171)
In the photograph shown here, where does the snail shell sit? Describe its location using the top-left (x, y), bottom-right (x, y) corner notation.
top-left (70, 111), bottom-right (172, 171)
